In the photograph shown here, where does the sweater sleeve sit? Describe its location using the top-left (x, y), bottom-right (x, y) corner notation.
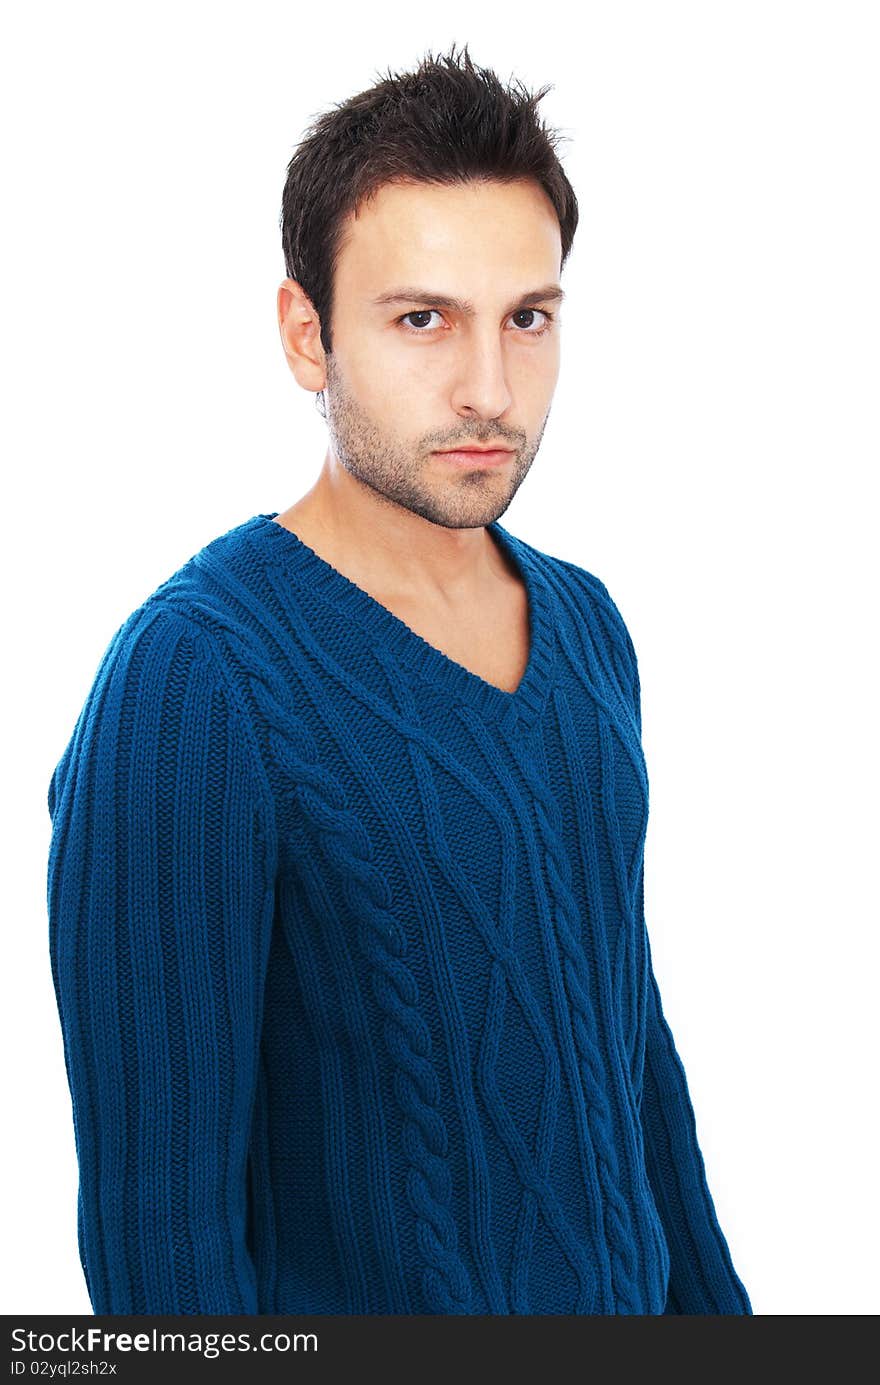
top-left (600, 581), bottom-right (752, 1315)
top-left (640, 920), bottom-right (753, 1314)
top-left (47, 600), bottom-right (276, 1314)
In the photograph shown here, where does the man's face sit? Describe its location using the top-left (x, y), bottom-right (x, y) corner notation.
top-left (322, 177), bottom-right (563, 531)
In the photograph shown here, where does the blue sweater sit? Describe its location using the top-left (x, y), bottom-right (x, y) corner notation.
top-left (47, 511), bottom-right (752, 1316)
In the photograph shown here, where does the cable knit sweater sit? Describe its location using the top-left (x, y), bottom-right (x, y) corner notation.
top-left (47, 511), bottom-right (752, 1316)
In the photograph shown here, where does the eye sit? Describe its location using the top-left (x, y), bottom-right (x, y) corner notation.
top-left (399, 309), bottom-right (444, 332)
top-left (510, 308), bottom-right (554, 334)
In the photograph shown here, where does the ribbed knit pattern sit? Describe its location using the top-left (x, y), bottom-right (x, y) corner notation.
top-left (47, 511), bottom-right (752, 1316)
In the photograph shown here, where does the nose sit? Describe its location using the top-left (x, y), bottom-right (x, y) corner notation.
top-left (449, 325), bottom-right (513, 421)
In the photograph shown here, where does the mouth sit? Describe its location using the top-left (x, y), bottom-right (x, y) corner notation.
top-left (433, 447), bottom-right (514, 467)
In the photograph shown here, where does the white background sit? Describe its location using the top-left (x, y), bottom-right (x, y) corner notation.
top-left (3, 1), bottom-right (877, 1316)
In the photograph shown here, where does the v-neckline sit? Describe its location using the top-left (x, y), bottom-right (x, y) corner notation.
top-left (247, 511), bottom-right (556, 731)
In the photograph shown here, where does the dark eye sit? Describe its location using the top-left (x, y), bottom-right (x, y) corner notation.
top-left (511, 308), bottom-right (551, 332)
top-left (401, 310), bottom-right (441, 331)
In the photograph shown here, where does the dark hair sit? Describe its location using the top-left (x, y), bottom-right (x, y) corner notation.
top-left (280, 42), bottom-right (579, 356)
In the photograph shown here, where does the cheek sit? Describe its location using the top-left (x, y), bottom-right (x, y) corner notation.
top-left (511, 340), bottom-right (560, 397)
top-left (349, 334), bottom-right (439, 391)
top-left (373, 348), bottom-right (453, 421)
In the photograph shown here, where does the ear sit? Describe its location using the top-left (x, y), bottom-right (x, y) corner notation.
top-left (277, 278), bottom-right (327, 393)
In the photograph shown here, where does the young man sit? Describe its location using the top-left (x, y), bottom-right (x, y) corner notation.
top-left (47, 44), bottom-right (752, 1316)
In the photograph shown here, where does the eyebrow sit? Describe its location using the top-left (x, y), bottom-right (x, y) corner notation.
top-left (370, 284), bottom-right (565, 315)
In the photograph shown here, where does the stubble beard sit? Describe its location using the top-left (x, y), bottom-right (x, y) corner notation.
top-left (322, 352), bottom-right (548, 531)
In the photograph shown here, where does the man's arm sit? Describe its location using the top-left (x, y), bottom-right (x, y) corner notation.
top-left (639, 913), bottom-right (752, 1314)
top-left (47, 602), bottom-right (276, 1314)
top-left (598, 578), bottom-right (752, 1314)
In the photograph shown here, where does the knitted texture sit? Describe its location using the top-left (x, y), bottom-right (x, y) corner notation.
top-left (47, 512), bottom-right (752, 1316)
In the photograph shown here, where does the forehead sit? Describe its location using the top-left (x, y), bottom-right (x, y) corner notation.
top-left (333, 178), bottom-right (562, 299)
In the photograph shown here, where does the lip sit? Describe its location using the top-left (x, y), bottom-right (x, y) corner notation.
top-left (434, 448), bottom-right (514, 467)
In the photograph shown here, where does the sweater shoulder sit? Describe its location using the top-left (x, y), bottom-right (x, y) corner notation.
top-left (507, 530), bottom-right (642, 728)
top-left (47, 585), bottom-right (275, 838)
top-left (513, 533), bottom-right (638, 670)
top-left (85, 514), bottom-right (293, 708)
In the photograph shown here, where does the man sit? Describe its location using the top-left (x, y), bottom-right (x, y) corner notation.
top-left (47, 44), bottom-right (752, 1315)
